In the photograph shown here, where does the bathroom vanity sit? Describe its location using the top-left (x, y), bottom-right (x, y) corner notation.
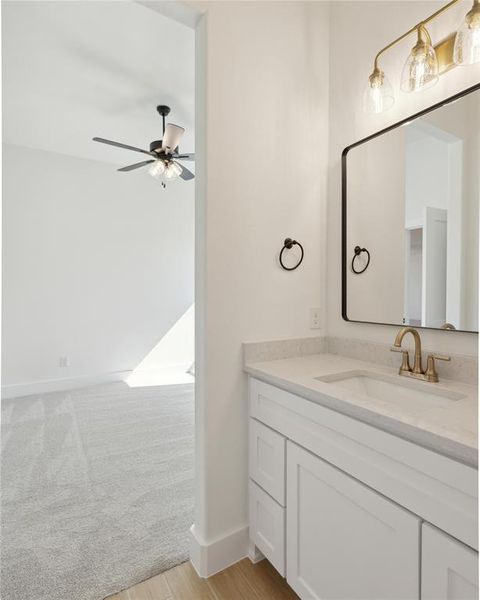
top-left (245, 352), bottom-right (478, 600)
top-left (245, 83), bottom-right (480, 599)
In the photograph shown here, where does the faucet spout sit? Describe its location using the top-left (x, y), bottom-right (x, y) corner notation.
top-left (391, 326), bottom-right (450, 383)
top-left (393, 327), bottom-right (423, 374)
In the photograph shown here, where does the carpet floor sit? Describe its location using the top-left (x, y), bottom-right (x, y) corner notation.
top-left (1, 381), bottom-right (194, 600)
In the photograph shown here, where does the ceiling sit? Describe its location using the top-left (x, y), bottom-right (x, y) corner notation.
top-left (2, 1), bottom-right (195, 166)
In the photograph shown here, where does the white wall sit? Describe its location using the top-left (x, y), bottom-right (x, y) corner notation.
top-left (2, 144), bottom-right (194, 393)
top-left (405, 131), bottom-right (450, 227)
top-left (327, 0), bottom-right (479, 355)
top-left (127, 303), bottom-right (195, 387)
top-left (190, 0), bottom-right (330, 563)
top-left (406, 229), bottom-right (423, 323)
top-left (130, 304), bottom-right (194, 372)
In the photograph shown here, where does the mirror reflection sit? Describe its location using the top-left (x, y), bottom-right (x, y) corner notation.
top-left (344, 87), bottom-right (479, 333)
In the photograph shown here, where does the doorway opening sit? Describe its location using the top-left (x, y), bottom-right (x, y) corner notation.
top-left (1, 2), bottom-right (199, 600)
top-left (403, 121), bottom-right (462, 329)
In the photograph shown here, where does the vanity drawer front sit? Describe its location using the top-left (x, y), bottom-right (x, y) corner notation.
top-left (249, 418), bottom-right (286, 505)
top-left (249, 479), bottom-right (285, 576)
top-left (249, 377), bottom-right (478, 550)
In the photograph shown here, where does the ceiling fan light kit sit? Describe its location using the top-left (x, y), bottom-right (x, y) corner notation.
top-left (148, 160), bottom-right (166, 179)
top-left (364, 0), bottom-right (480, 114)
top-left (93, 104), bottom-right (195, 187)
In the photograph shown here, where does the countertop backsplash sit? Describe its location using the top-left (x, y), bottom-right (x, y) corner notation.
top-left (244, 336), bottom-right (478, 386)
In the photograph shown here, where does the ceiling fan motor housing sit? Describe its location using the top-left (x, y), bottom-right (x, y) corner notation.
top-left (150, 140), bottom-right (164, 153)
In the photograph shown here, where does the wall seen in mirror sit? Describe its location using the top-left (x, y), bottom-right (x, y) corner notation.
top-left (344, 87), bottom-right (479, 333)
top-left (328, 0), bottom-right (479, 356)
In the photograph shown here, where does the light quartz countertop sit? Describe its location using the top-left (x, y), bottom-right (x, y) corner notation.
top-left (245, 353), bottom-right (478, 468)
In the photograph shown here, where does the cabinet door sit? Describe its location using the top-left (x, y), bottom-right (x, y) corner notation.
top-left (422, 523), bottom-right (478, 600)
top-left (286, 441), bottom-right (420, 600)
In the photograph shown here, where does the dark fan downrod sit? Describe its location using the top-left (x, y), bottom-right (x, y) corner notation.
top-left (157, 105), bottom-right (170, 136)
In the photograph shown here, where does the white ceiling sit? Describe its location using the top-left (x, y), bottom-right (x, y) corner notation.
top-left (2, 1), bottom-right (195, 166)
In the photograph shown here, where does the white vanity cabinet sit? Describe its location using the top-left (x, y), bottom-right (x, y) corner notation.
top-left (248, 376), bottom-right (479, 600)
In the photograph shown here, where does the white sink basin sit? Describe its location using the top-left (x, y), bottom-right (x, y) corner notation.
top-left (316, 370), bottom-right (465, 408)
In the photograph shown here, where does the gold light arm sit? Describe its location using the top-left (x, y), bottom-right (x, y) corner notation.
top-left (372, 0), bottom-right (462, 71)
top-left (374, 25), bottom-right (419, 70)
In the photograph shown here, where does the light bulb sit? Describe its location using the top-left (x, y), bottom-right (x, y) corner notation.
top-left (401, 26), bottom-right (439, 93)
top-left (454, 0), bottom-right (480, 65)
top-left (164, 161), bottom-right (183, 180)
top-left (148, 160), bottom-right (166, 179)
top-left (363, 68), bottom-right (395, 114)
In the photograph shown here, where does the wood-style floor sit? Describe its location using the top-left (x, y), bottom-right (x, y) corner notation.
top-left (107, 558), bottom-right (299, 600)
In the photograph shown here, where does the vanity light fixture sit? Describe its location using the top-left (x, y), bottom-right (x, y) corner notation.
top-left (363, 67), bottom-right (395, 114)
top-left (454, 0), bottom-right (480, 65)
top-left (364, 0), bottom-right (480, 113)
top-left (401, 25), bottom-right (439, 93)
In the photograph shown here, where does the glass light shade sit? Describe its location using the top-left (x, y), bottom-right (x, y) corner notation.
top-left (454, 2), bottom-right (480, 65)
top-left (401, 38), bottom-right (439, 93)
top-left (164, 161), bottom-right (183, 180)
top-left (363, 70), bottom-right (395, 114)
top-left (148, 160), bottom-right (166, 179)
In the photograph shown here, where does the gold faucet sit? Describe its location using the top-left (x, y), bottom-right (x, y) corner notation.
top-left (390, 326), bottom-right (450, 383)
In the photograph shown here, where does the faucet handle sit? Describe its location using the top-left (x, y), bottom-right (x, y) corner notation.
top-left (390, 346), bottom-right (411, 373)
top-left (425, 353), bottom-right (451, 382)
top-left (429, 353), bottom-right (451, 362)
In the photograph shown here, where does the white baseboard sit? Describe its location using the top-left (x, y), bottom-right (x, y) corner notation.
top-left (1, 370), bottom-right (132, 399)
top-left (247, 540), bottom-right (264, 564)
top-left (189, 523), bottom-right (249, 578)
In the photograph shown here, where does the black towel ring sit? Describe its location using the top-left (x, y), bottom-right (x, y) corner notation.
top-left (279, 238), bottom-right (304, 271)
top-left (351, 246), bottom-right (370, 274)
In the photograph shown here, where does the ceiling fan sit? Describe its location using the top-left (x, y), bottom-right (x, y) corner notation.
top-left (93, 105), bottom-right (195, 187)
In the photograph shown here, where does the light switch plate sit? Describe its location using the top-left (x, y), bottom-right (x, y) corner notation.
top-left (59, 356), bottom-right (70, 368)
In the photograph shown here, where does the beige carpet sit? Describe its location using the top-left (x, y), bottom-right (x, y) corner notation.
top-left (1, 381), bottom-right (194, 600)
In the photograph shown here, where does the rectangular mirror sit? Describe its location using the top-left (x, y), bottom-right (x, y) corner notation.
top-left (342, 84), bottom-right (480, 333)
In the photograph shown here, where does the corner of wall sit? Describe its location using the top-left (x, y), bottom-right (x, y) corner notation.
top-left (189, 524), bottom-right (249, 578)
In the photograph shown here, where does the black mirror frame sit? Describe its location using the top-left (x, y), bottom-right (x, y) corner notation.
top-left (341, 82), bottom-right (480, 334)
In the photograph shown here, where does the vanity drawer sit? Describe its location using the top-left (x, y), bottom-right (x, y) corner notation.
top-left (249, 479), bottom-right (285, 576)
top-left (249, 418), bottom-right (286, 505)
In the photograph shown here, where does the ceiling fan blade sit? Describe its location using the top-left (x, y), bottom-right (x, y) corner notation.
top-left (173, 153), bottom-right (195, 161)
top-left (93, 137), bottom-right (154, 156)
top-left (178, 164), bottom-right (195, 181)
top-left (117, 160), bottom-right (155, 172)
top-left (162, 124), bottom-right (185, 154)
